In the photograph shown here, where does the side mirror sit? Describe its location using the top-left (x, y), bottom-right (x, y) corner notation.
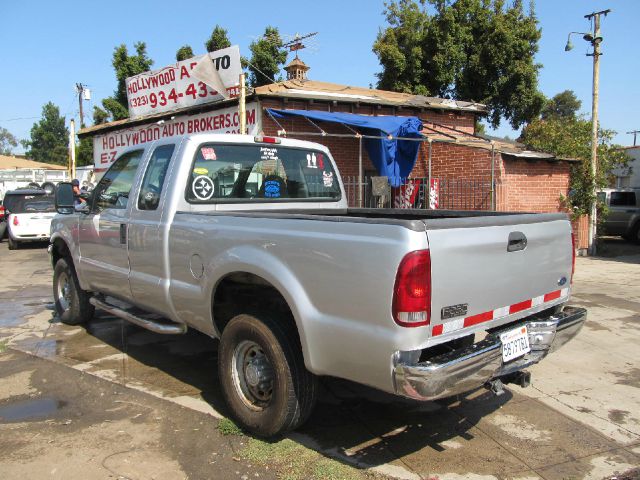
top-left (55, 182), bottom-right (75, 214)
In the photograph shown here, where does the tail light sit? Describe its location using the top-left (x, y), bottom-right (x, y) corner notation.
top-left (0, 205), bottom-right (5, 219)
top-left (571, 231), bottom-right (576, 284)
top-left (12, 215), bottom-right (19, 226)
top-left (254, 136), bottom-right (281, 144)
top-left (392, 250), bottom-right (431, 327)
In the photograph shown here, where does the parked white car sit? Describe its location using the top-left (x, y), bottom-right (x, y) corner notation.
top-left (4, 189), bottom-right (56, 250)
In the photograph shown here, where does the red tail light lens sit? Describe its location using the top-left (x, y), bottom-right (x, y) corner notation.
top-left (0, 205), bottom-right (5, 218)
top-left (392, 250), bottom-right (431, 327)
top-left (571, 231), bottom-right (576, 284)
top-left (12, 215), bottom-right (19, 226)
top-left (254, 136), bottom-right (281, 144)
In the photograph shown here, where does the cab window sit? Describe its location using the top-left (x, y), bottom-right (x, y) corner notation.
top-left (138, 144), bottom-right (175, 210)
top-left (92, 150), bottom-right (143, 212)
top-left (185, 143), bottom-right (341, 203)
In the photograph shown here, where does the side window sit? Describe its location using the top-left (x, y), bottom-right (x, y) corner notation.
top-left (610, 192), bottom-right (636, 207)
top-left (92, 150), bottom-right (143, 212)
top-left (138, 144), bottom-right (175, 210)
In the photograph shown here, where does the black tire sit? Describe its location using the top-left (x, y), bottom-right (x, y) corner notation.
top-left (8, 235), bottom-right (19, 250)
top-left (53, 258), bottom-right (95, 325)
top-left (218, 313), bottom-right (317, 437)
top-left (629, 222), bottom-right (640, 245)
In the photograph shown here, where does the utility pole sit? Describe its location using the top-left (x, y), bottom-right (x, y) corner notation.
top-left (627, 130), bottom-right (640, 146)
top-left (69, 119), bottom-right (76, 180)
top-left (584, 9), bottom-right (610, 256)
top-left (566, 10), bottom-right (611, 256)
top-left (76, 83), bottom-right (86, 127)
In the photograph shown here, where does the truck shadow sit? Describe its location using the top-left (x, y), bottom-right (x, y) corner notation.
top-left (72, 310), bottom-right (510, 471)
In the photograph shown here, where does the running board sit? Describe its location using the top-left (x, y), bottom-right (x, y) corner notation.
top-left (89, 297), bottom-right (187, 335)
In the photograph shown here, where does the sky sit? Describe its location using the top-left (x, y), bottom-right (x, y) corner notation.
top-left (1, 0), bottom-right (638, 154)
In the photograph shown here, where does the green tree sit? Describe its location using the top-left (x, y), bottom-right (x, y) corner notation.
top-left (76, 137), bottom-right (93, 167)
top-left (205, 25), bottom-right (231, 52)
top-left (93, 106), bottom-right (109, 125)
top-left (373, 0), bottom-right (545, 129)
top-left (0, 127), bottom-right (19, 155)
top-left (541, 90), bottom-right (581, 120)
top-left (23, 102), bottom-right (69, 165)
top-left (176, 45), bottom-right (194, 61)
top-left (520, 115), bottom-right (628, 217)
top-left (247, 26), bottom-right (287, 87)
top-left (101, 42), bottom-right (154, 121)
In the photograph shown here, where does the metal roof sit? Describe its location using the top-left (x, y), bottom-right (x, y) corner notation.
top-left (79, 79), bottom-right (487, 138)
top-left (253, 79), bottom-right (487, 113)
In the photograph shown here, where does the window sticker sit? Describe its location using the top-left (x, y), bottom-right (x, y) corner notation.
top-left (306, 152), bottom-right (318, 169)
top-left (316, 153), bottom-right (324, 169)
top-left (192, 175), bottom-right (215, 200)
top-left (193, 167), bottom-right (209, 175)
top-left (322, 171), bottom-right (334, 188)
top-left (264, 180), bottom-right (281, 198)
top-left (260, 147), bottom-right (279, 161)
top-left (201, 147), bottom-right (217, 160)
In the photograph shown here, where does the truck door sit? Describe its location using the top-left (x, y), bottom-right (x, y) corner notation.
top-left (127, 143), bottom-right (176, 313)
top-left (78, 149), bottom-right (144, 299)
top-left (608, 191), bottom-right (637, 235)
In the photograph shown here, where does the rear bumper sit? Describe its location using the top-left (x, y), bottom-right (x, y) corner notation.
top-left (393, 306), bottom-right (586, 401)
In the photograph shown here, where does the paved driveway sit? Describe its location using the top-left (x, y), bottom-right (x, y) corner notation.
top-left (0, 239), bottom-right (638, 479)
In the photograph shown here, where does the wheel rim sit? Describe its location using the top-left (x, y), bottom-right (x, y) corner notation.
top-left (231, 340), bottom-right (274, 411)
top-left (56, 271), bottom-right (72, 312)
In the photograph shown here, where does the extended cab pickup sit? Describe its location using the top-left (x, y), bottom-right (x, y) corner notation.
top-left (50, 134), bottom-right (586, 436)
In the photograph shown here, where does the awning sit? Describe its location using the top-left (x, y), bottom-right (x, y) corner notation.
top-left (266, 109), bottom-right (423, 186)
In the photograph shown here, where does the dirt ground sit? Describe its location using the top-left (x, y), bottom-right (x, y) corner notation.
top-left (0, 238), bottom-right (638, 479)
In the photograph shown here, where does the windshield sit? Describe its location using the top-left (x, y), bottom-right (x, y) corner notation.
top-left (3, 194), bottom-right (55, 213)
top-left (186, 143), bottom-right (341, 203)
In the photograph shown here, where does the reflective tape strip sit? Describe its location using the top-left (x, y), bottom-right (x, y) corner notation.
top-left (432, 288), bottom-right (570, 336)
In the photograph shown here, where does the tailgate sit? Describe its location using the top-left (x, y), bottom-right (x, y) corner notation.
top-left (426, 215), bottom-right (572, 340)
top-left (13, 213), bottom-right (55, 236)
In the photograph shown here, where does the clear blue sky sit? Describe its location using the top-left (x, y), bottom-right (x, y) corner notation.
top-left (1, 0), bottom-right (638, 154)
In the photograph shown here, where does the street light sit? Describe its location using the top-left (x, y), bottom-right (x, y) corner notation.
top-left (565, 9), bottom-right (611, 256)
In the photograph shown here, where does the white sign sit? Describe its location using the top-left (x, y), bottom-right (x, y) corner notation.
top-left (93, 102), bottom-right (260, 171)
top-left (125, 45), bottom-right (242, 119)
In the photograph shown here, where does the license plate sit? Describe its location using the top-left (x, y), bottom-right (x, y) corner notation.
top-left (500, 325), bottom-right (530, 363)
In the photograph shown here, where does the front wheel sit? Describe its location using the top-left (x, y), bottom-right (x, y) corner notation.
top-left (53, 258), bottom-right (94, 325)
top-left (218, 313), bottom-right (317, 437)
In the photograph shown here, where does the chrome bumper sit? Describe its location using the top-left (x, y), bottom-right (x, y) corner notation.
top-left (393, 306), bottom-right (586, 401)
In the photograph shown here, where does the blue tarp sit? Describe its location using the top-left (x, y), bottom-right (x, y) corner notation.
top-left (266, 109), bottom-right (423, 187)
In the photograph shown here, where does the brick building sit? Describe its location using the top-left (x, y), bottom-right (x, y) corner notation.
top-left (80, 74), bottom-right (578, 220)
top-left (253, 79), bottom-right (577, 215)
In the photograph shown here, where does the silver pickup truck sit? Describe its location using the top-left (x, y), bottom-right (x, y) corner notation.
top-left (50, 134), bottom-right (586, 437)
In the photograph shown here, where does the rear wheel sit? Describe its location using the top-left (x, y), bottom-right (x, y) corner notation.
top-left (218, 313), bottom-right (317, 437)
top-left (53, 258), bottom-right (94, 325)
top-left (8, 235), bottom-right (19, 250)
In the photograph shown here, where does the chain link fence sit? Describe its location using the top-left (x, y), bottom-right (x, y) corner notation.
top-left (343, 176), bottom-right (494, 211)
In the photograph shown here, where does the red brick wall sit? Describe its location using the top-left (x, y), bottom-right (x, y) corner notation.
top-left (496, 159), bottom-right (571, 213)
top-left (412, 142), bottom-right (493, 181)
top-left (259, 98), bottom-right (477, 179)
top-left (258, 99), bottom-right (572, 214)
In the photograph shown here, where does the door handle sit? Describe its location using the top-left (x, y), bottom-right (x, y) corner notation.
top-left (507, 231), bottom-right (527, 252)
top-left (119, 224), bottom-right (127, 244)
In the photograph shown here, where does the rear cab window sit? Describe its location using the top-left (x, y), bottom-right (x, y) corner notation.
top-left (3, 193), bottom-right (54, 213)
top-left (185, 143), bottom-right (341, 204)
